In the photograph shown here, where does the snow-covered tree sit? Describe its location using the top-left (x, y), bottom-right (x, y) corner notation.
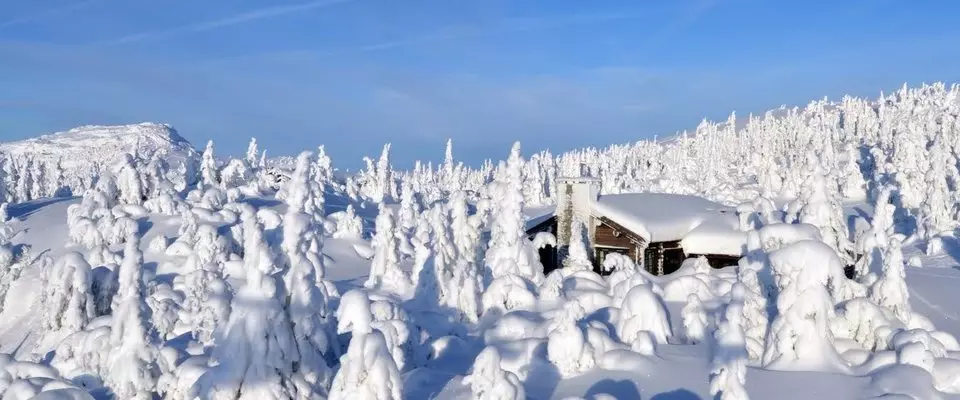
top-left (463, 346), bottom-right (525, 400)
top-left (797, 166), bottom-right (854, 266)
top-left (281, 152), bottom-right (338, 396)
top-left (332, 204), bottom-right (363, 239)
top-left (245, 138), bottom-right (259, 166)
top-left (313, 145), bottom-right (334, 186)
top-left (445, 192), bottom-right (484, 322)
top-left (737, 231), bottom-right (770, 363)
top-left (116, 153), bottom-right (144, 205)
top-left (41, 252), bottom-right (95, 333)
top-left (682, 293), bottom-right (708, 344)
top-left (762, 241), bottom-right (848, 372)
top-left (484, 143), bottom-right (541, 282)
top-left (396, 176), bottom-right (419, 257)
top-left (365, 207), bottom-right (411, 294)
top-left (329, 290), bottom-right (403, 400)
top-left (709, 285), bottom-right (750, 400)
top-left (870, 236), bottom-right (912, 324)
top-left (854, 186), bottom-right (895, 280)
top-left (193, 213), bottom-right (298, 400)
top-left (106, 235), bottom-right (158, 399)
top-left (200, 140), bottom-right (219, 188)
top-left (547, 302), bottom-right (595, 377)
top-left (918, 138), bottom-right (956, 241)
top-left (617, 283), bottom-right (673, 353)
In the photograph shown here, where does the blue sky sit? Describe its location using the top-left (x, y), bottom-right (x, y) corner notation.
top-left (2, 0), bottom-right (960, 169)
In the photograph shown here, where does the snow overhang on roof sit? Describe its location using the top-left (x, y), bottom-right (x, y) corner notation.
top-left (589, 192), bottom-right (746, 255)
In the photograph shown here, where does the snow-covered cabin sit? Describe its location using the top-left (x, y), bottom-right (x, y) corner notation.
top-left (526, 177), bottom-right (747, 275)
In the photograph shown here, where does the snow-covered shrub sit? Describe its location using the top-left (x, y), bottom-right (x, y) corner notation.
top-left (834, 298), bottom-right (896, 352)
top-left (330, 204), bottom-right (363, 239)
top-left (462, 346), bottom-right (525, 400)
top-left (682, 293), bottom-right (708, 344)
top-left (172, 264), bottom-right (231, 346)
top-left (329, 290), bottom-right (403, 400)
top-left (146, 283), bottom-right (182, 341)
top-left (0, 354), bottom-right (88, 400)
top-left (481, 274), bottom-right (538, 318)
top-left (617, 283), bottom-right (672, 351)
top-left (763, 240), bottom-right (849, 373)
top-left (546, 302), bottom-right (596, 378)
top-left (0, 243), bottom-right (32, 314)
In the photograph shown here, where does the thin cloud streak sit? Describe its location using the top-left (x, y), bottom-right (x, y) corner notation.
top-left (101, 0), bottom-right (353, 46)
top-left (0, 0), bottom-right (102, 29)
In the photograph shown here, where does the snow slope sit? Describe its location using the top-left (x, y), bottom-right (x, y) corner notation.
top-left (0, 122), bottom-right (199, 181)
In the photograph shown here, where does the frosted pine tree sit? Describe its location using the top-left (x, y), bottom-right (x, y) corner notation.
top-left (870, 236), bottom-right (912, 324)
top-left (854, 186), bottom-right (895, 280)
top-left (313, 145), bottom-right (334, 187)
top-left (281, 152), bottom-right (337, 396)
top-left (484, 142), bottom-right (541, 283)
top-left (838, 142), bottom-right (866, 200)
top-left (245, 138), bottom-right (259, 166)
top-left (200, 140), bottom-right (219, 189)
top-left (797, 166), bottom-right (854, 266)
top-left (106, 235), bottom-right (158, 399)
top-left (365, 207), bottom-right (411, 294)
top-left (116, 154), bottom-right (144, 205)
top-left (396, 175), bottom-right (418, 257)
top-left (447, 191), bottom-right (484, 322)
top-left (918, 138), bottom-right (955, 243)
top-left (368, 143), bottom-right (394, 204)
top-left (193, 211), bottom-right (298, 400)
top-left (409, 212), bottom-right (432, 289)
top-left (41, 252), bottom-right (95, 332)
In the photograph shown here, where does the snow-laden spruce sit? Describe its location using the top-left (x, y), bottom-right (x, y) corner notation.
top-left (106, 235), bottom-right (158, 399)
top-left (192, 211), bottom-right (299, 400)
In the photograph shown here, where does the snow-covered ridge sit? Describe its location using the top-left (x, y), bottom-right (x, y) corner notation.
top-left (0, 122), bottom-right (199, 178)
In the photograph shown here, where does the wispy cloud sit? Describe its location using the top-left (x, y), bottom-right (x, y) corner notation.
top-left (100, 0), bottom-right (353, 46)
top-left (359, 11), bottom-right (645, 52)
top-left (0, 0), bottom-right (102, 29)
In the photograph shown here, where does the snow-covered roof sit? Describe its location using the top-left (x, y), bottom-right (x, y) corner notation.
top-left (524, 205), bottom-right (557, 231)
top-left (590, 193), bottom-right (745, 255)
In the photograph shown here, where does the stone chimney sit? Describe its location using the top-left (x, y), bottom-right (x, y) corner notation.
top-left (555, 176), bottom-right (600, 261)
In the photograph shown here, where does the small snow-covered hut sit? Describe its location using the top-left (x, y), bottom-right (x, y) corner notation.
top-left (526, 178), bottom-right (746, 275)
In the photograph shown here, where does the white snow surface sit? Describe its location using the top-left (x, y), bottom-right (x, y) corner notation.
top-left (591, 192), bottom-right (741, 243)
top-left (0, 122), bottom-right (200, 179)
